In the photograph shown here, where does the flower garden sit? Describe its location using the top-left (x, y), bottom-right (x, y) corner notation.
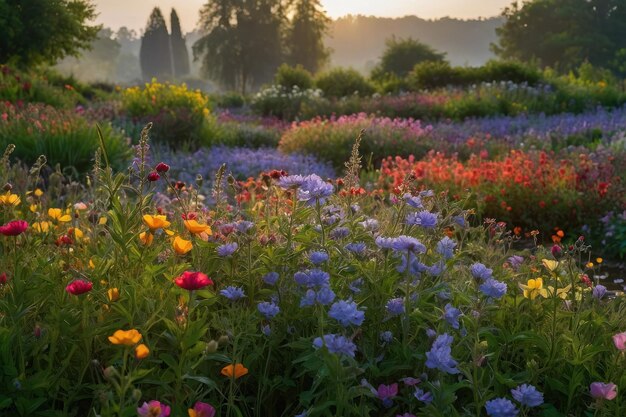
top-left (1, 65), bottom-right (626, 417)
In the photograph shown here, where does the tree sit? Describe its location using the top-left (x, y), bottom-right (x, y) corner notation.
top-left (170, 9), bottom-right (190, 78)
top-left (0, 0), bottom-right (99, 67)
top-left (55, 28), bottom-right (121, 82)
top-left (287, 0), bottom-right (331, 73)
top-left (492, 0), bottom-right (626, 72)
top-left (194, 0), bottom-right (287, 93)
top-left (140, 7), bottom-right (172, 81)
top-left (371, 36), bottom-right (446, 80)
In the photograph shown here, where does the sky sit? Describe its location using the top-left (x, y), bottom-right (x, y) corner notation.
top-left (93, 0), bottom-right (514, 33)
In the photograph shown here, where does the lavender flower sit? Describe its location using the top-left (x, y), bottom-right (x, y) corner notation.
top-left (294, 269), bottom-right (330, 288)
top-left (593, 284), bottom-right (607, 300)
top-left (312, 334), bottom-right (356, 357)
top-left (345, 242), bottom-right (366, 254)
top-left (437, 236), bottom-right (457, 260)
top-left (443, 303), bottom-right (462, 329)
top-left (485, 398), bottom-right (519, 417)
top-left (386, 298), bottom-right (405, 316)
top-left (470, 263), bottom-right (493, 280)
top-left (406, 210), bottom-right (438, 229)
top-left (348, 278), bottom-right (364, 294)
top-left (480, 278), bottom-right (507, 299)
top-left (511, 384), bottom-right (544, 407)
top-left (329, 227), bottom-right (350, 239)
top-left (309, 251), bottom-right (329, 265)
top-left (403, 193), bottom-right (423, 208)
top-left (376, 383), bottom-right (398, 408)
top-left (425, 333), bottom-right (459, 374)
top-left (507, 255), bottom-right (524, 270)
top-left (376, 235), bottom-right (426, 254)
top-left (298, 174), bottom-right (334, 205)
top-left (380, 331), bottom-right (393, 343)
top-left (414, 388), bottom-right (433, 404)
top-left (217, 242), bottom-right (238, 257)
top-left (263, 272), bottom-right (279, 285)
top-left (329, 300), bottom-right (365, 327)
top-left (257, 301), bottom-right (280, 319)
top-left (220, 286), bottom-right (245, 301)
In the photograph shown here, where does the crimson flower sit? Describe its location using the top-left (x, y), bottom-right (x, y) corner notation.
top-left (155, 162), bottom-right (170, 173)
top-left (147, 171), bottom-right (160, 182)
top-left (173, 271), bottom-right (213, 291)
top-left (0, 272), bottom-right (7, 285)
top-left (65, 279), bottom-right (93, 295)
top-left (0, 220), bottom-right (28, 236)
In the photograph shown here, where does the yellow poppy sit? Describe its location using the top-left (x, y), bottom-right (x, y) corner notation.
top-left (134, 344), bottom-right (150, 359)
top-left (0, 192), bottom-right (20, 206)
top-left (32, 221), bottom-right (52, 233)
top-left (183, 219), bottom-right (212, 235)
top-left (541, 284), bottom-right (572, 300)
top-left (173, 236), bottom-right (192, 255)
top-left (142, 214), bottom-right (171, 231)
top-left (107, 288), bottom-right (120, 302)
top-left (48, 208), bottom-right (71, 222)
top-left (108, 329), bottom-right (142, 346)
top-left (542, 259), bottom-right (559, 272)
top-left (519, 278), bottom-right (547, 299)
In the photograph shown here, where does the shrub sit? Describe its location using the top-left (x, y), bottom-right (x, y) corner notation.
top-left (274, 63), bottom-right (314, 90)
top-left (315, 67), bottom-right (376, 98)
top-left (0, 102), bottom-right (129, 175)
top-left (371, 36), bottom-right (446, 80)
top-left (251, 85), bottom-right (323, 120)
top-left (279, 113), bottom-right (434, 169)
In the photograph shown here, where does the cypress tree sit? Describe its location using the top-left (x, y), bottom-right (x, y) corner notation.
top-left (170, 9), bottom-right (190, 78)
top-left (287, 0), bottom-right (330, 73)
top-left (139, 7), bottom-right (172, 81)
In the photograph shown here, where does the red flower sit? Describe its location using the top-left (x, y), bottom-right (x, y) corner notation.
top-left (65, 279), bottom-right (93, 295)
top-left (147, 171), bottom-right (160, 182)
top-left (0, 220), bottom-right (28, 236)
top-left (173, 271), bottom-right (213, 291)
top-left (0, 272), bottom-right (7, 285)
top-left (155, 162), bottom-right (170, 173)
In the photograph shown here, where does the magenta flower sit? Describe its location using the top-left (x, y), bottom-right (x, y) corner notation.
top-left (188, 401), bottom-right (216, 417)
top-left (137, 400), bottom-right (171, 417)
top-left (613, 332), bottom-right (626, 351)
top-left (377, 383), bottom-right (398, 407)
top-left (0, 220), bottom-right (28, 236)
top-left (590, 382), bottom-right (618, 400)
top-left (65, 279), bottom-right (93, 295)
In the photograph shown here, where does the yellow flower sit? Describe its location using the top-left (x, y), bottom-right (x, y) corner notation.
top-left (0, 192), bottom-right (20, 206)
top-left (596, 257), bottom-right (603, 264)
top-left (173, 236), bottom-right (193, 255)
top-left (48, 208), bottom-right (71, 222)
top-left (32, 221), bottom-right (52, 233)
top-left (29, 204), bottom-right (38, 213)
top-left (89, 258), bottom-right (96, 269)
top-left (34, 188), bottom-right (43, 197)
top-left (541, 284), bottom-right (572, 299)
top-left (184, 219), bottom-right (212, 235)
top-left (586, 262), bottom-right (594, 268)
top-left (542, 259), bottom-right (559, 272)
top-left (134, 344), bottom-right (150, 359)
top-left (139, 231), bottom-right (154, 246)
top-left (142, 214), bottom-right (171, 231)
top-left (98, 217), bottom-right (107, 225)
top-left (519, 278), bottom-right (547, 299)
top-left (107, 288), bottom-right (120, 302)
top-left (108, 329), bottom-right (142, 346)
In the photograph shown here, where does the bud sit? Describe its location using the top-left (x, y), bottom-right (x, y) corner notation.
top-left (0, 272), bottom-right (7, 285)
top-left (33, 324), bottom-right (42, 338)
top-left (551, 244), bottom-right (562, 258)
top-left (132, 389), bottom-right (142, 401)
top-left (3, 183), bottom-right (12, 191)
top-left (155, 162), bottom-right (170, 173)
top-left (217, 335), bottom-right (230, 346)
top-left (103, 366), bottom-right (118, 380)
top-left (195, 174), bottom-right (203, 187)
top-left (206, 340), bottom-right (219, 353)
top-left (175, 181), bottom-right (185, 190)
top-left (147, 171), bottom-right (160, 182)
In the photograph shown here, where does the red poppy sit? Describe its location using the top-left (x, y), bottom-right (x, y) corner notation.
top-left (173, 271), bottom-right (213, 291)
top-left (0, 220), bottom-right (28, 236)
top-left (65, 279), bottom-right (93, 295)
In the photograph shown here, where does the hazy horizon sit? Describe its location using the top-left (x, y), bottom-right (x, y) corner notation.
top-left (93, 0), bottom-right (513, 33)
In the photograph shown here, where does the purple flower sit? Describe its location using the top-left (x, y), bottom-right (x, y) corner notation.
top-left (593, 284), bottom-right (607, 300)
top-left (294, 269), bottom-right (330, 288)
top-left (377, 383), bottom-right (398, 408)
top-left (316, 287), bottom-right (336, 305)
top-left (507, 255), bottom-right (524, 270)
top-left (359, 218), bottom-right (379, 231)
top-left (257, 301), bottom-right (280, 319)
top-left (414, 388), bottom-right (433, 404)
top-left (313, 334), bottom-right (356, 357)
top-left (297, 174), bottom-right (334, 205)
top-left (400, 377), bottom-right (420, 386)
top-left (329, 300), bottom-right (365, 327)
top-left (220, 286), bottom-right (245, 300)
top-left (263, 272), bottom-right (279, 285)
top-left (261, 324), bottom-right (271, 336)
top-left (406, 210), bottom-right (438, 229)
top-left (511, 384), bottom-right (544, 407)
top-left (235, 220), bottom-right (254, 233)
top-left (386, 298), bottom-right (405, 316)
top-left (345, 242), bottom-right (366, 254)
top-left (376, 235), bottom-right (426, 254)
top-left (590, 382), bottom-right (618, 400)
top-left (278, 174), bottom-right (306, 189)
top-left (330, 226), bottom-right (350, 239)
top-left (425, 333), bottom-right (459, 374)
top-left (348, 278), bottom-right (363, 293)
top-left (137, 401), bottom-right (171, 417)
top-left (485, 398), bottom-right (519, 417)
top-left (470, 263), bottom-right (493, 281)
top-left (217, 242), bottom-right (238, 257)
top-left (480, 278), bottom-right (507, 299)
top-left (403, 193), bottom-right (423, 208)
top-left (309, 251), bottom-right (329, 265)
top-left (436, 236), bottom-right (456, 259)
top-left (443, 303), bottom-right (462, 329)
top-left (380, 331), bottom-right (393, 343)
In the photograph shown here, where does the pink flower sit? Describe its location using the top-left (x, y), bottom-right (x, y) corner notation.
top-left (188, 401), bottom-right (216, 417)
top-left (137, 400), bottom-right (170, 417)
top-left (613, 332), bottom-right (626, 351)
top-left (65, 279), bottom-right (93, 295)
top-left (173, 271), bottom-right (213, 291)
top-left (590, 382), bottom-right (618, 400)
top-left (0, 220), bottom-right (28, 236)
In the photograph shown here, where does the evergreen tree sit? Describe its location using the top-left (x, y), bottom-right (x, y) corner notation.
top-left (287, 0), bottom-right (330, 73)
top-left (194, 0), bottom-right (287, 93)
top-left (170, 9), bottom-right (190, 78)
top-left (139, 7), bottom-right (172, 81)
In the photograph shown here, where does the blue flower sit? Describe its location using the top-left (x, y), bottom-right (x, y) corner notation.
top-left (348, 278), bottom-right (364, 294)
top-left (403, 193), bottom-right (423, 208)
top-left (330, 227), bottom-right (350, 239)
top-left (386, 298), bottom-right (405, 316)
top-left (312, 334), bottom-right (356, 357)
top-left (453, 215), bottom-right (467, 227)
top-left (427, 261), bottom-right (445, 276)
top-left (293, 269), bottom-right (330, 288)
top-left (329, 300), bottom-right (365, 327)
top-left (299, 289), bottom-right (317, 307)
top-left (263, 272), bottom-right (279, 285)
top-left (345, 242), bottom-right (366, 254)
top-left (278, 174), bottom-right (307, 189)
top-left (220, 286), bottom-right (245, 301)
top-left (261, 324), bottom-right (271, 336)
top-left (479, 278), bottom-right (507, 299)
top-left (316, 287), bottom-right (336, 305)
top-left (443, 303), bottom-right (462, 329)
top-left (376, 235), bottom-right (426, 254)
top-left (436, 236), bottom-right (456, 260)
top-left (593, 284), bottom-right (607, 300)
top-left (425, 333), bottom-right (459, 374)
top-left (380, 331), bottom-right (393, 343)
top-left (485, 398), bottom-right (519, 417)
top-left (257, 301), bottom-right (280, 319)
top-left (217, 242), bottom-right (238, 257)
top-left (309, 251), bottom-right (329, 265)
top-left (406, 210), bottom-right (438, 229)
top-left (511, 384), bottom-right (543, 407)
top-left (414, 388), bottom-right (433, 404)
top-left (358, 218), bottom-right (379, 231)
top-left (235, 220), bottom-right (254, 233)
top-left (470, 262), bottom-right (493, 280)
top-left (297, 174), bottom-right (334, 205)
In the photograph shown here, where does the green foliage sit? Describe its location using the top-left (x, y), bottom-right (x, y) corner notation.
top-left (139, 8), bottom-right (172, 81)
top-left (371, 36), bottom-right (446, 81)
top-left (0, 0), bottom-right (99, 67)
top-left (275, 63), bottom-right (315, 90)
top-left (315, 68), bottom-right (376, 98)
top-left (287, 0), bottom-right (331, 73)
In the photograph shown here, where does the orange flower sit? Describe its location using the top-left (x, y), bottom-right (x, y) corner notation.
top-left (139, 231), bottom-right (154, 246)
top-left (142, 214), bottom-right (171, 231)
top-left (184, 219), bottom-right (212, 235)
top-left (107, 288), bottom-right (120, 302)
top-left (135, 344), bottom-right (150, 359)
top-left (108, 329), bottom-right (142, 346)
top-left (173, 236), bottom-right (193, 255)
top-left (221, 363), bottom-right (248, 379)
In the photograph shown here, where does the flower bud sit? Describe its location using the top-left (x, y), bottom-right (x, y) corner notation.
top-left (3, 183), bottom-right (12, 191)
top-left (551, 244), bottom-right (562, 258)
top-left (155, 162), bottom-right (170, 173)
top-left (132, 389), bottom-right (142, 401)
top-left (206, 340), bottom-right (219, 353)
top-left (147, 171), bottom-right (160, 182)
top-left (218, 335), bottom-right (230, 346)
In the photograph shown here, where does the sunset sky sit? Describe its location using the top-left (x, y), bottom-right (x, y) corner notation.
top-left (93, 0), bottom-right (514, 33)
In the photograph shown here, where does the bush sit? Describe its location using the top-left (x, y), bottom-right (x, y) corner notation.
top-left (214, 91), bottom-right (246, 109)
top-left (274, 63), bottom-right (314, 90)
top-left (279, 113), bottom-right (434, 169)
top-left (371, 36), bottom-right (446, 80)
top-left (120, 80), bottom-right (213, 147)
top-left (315, 68), bottom-right (376, 98)
top-left (0, 102), bottom-right (129, 175)
top-left (251, 85), bottom-right (323, 120)
top-left (408, 61), bottom-right (465, 90)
